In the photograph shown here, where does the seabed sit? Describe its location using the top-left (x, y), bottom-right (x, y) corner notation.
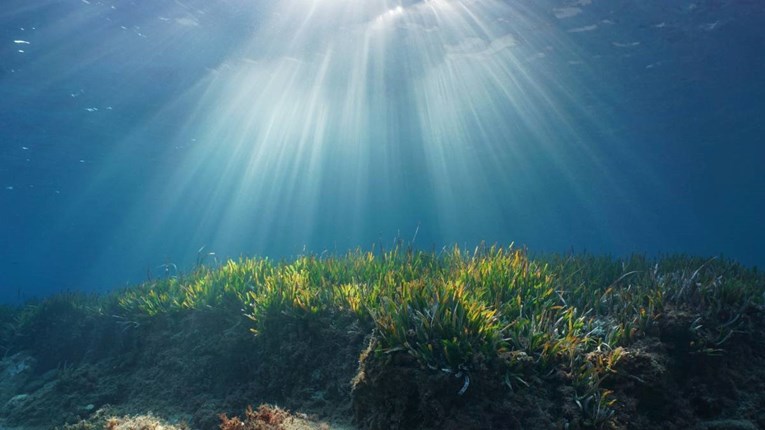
top-left (1, 245), bottom-right (764, 429)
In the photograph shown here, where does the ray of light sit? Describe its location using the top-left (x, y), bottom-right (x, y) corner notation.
top-left (2, 0), bottom-right (663, 290)
top-left (101, 0), bottom-right (653, 261)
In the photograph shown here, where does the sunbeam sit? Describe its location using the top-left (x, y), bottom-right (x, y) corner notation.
top-left (10, 0), bottom-right (761, 297)
top-left (86, 0), bottom-right (644, 267)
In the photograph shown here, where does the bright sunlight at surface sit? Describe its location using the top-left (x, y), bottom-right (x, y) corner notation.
top-left (166, 0), bottom-right (617, 247)
top-left (1, 0), bottom-right (764, 301)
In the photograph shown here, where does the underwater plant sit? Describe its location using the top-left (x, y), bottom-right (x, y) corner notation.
top-left (6, 244), bottom-right (762, 428)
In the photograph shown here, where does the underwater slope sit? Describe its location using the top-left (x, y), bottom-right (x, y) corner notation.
top-left (1, 245), bottom-right (764, 429)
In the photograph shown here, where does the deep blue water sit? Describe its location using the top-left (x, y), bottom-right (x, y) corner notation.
top-left (1, 0), bottom-right (764, 303)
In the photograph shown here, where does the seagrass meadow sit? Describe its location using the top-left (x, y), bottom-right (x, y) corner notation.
top-left (0, 244), bottom-right (764, 429)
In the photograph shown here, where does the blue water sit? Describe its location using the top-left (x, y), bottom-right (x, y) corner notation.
top-left (1, 0), bottom-right (763, 303)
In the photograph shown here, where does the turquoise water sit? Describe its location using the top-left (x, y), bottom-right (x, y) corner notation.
top-left (1, 0), bottom-right (763, 302)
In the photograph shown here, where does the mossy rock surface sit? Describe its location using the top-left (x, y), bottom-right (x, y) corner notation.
top-left (1, 247), bottom-right (764, 429)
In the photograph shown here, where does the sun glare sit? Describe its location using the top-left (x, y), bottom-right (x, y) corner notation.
top-left (20, 0), bottom-right (631, 270)
top-left (102, 0), bottom-right (619, 255)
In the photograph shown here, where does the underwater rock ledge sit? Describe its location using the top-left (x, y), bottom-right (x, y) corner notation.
top-left (0, 246), bottom-right (764, 429)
